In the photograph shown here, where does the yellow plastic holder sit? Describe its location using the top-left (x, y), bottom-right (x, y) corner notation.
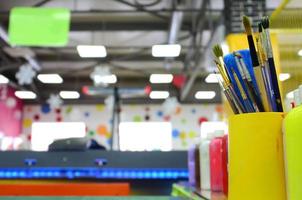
top-left (228, 113), bottom-right (286, 200)
top-left (284, 106), bottom-right (302, 200)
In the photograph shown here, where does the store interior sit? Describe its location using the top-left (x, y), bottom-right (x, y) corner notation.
top-left (0, 0), bottom-right (301, 199)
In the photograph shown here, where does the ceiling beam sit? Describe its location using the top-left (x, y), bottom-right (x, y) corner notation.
top-left (0, 11), bottom-right (219, 31)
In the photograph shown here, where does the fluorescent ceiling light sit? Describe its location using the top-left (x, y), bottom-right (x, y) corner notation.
top-left (149, 91), bottom-right (169, 99)
top-left (150, 74), bottom-right (173, 84)
top-left (298, 49), bottom-right (302, 57)
top-left (94, 74), bottom-right (117, 84)
top-left (77, 45), bottom-right (107, 58)
top-left (195, 91), bottom-right (216, 99)
top-left (286, 91), bottom-right (294, 99)
top-left (152, 44), bottom-right (181, 57)
top-left (205, 73), bottom-right (222, 83)
top-left (59, 91), bottom-right (80, 99)
top-left (0, 74), bottom-right (9, 84)
top-left (15, 91), bottom-right (36, 99)
top-left (37, 74), bottom-right (63, 84)
top-left (279, 73), bottom-right (291, 82)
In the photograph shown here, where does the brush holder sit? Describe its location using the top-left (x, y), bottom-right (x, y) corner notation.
top-left (228, 113), bottom-right (286, 200)
top-left (284, 106), bottom-right (302, 200)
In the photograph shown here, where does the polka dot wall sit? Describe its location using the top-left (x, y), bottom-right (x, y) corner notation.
top-left (22, 104), bottom-right (221, 150)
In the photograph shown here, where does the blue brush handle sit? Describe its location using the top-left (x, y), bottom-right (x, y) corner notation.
top-left (268, 58), bottom-right (282, 112)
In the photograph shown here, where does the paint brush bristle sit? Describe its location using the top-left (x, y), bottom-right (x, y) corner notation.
top-left (212, 44), bottom-right (223, 58)
top-left (242, 15), bottom-right (252, 35)
top-left (261, 16), bottom-right (269, 29)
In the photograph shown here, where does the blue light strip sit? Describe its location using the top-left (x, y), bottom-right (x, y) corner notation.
top-left (0, 168), bottom-right (188, 180)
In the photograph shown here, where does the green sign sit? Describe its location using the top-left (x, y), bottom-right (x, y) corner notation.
top-left (9, 7), bottom-right (70, 46)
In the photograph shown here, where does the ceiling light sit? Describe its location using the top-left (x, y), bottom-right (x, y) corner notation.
top-left (195, 91), bottom-right (216, 99)
top-left (205, 73), bottom-right (222, 83)
top-left (0, 74), bottom-right (9, 84)
top-left (59, 91), bottom-right (80, 99)
top-left (94, 74), bottom-right (117, 84)
top-left (77, 45), bottom-right (107, 58)
top-left (298, 49), bottom-right (302, 57)
top-left (149, 91), bottom-right (169, 99)
top-left (286, 91), bottom-right (294, 99)
top-left (152, 44), bottom-right (181, 57)
top-left (15, 91), bottom-right (36, 99)
top-left (279, 73), bottom-right (291, 82)
top-left (150, 74), bottom-right (173, 84)
top-left (37, 74), bottom-right (63, 84)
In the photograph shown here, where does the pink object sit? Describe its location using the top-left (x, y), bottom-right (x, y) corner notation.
top-left (0, 85), bottom-right (23, 137)
top-left (210, 135), bottom-right (228, 195)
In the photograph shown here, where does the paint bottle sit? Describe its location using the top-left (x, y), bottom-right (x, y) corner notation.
top-left (199, 130), bottom-right (224, 190)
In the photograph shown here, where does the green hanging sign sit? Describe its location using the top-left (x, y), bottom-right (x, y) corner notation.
top-left (9, 7), bottom-right (70, 46)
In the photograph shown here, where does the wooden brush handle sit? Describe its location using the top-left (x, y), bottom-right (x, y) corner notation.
top-left (254, 67), bottom-right (270, 112)
top-left (268, 58), bottom-right (283, 112)
top-left (224, 90), bottom-right (239, 114)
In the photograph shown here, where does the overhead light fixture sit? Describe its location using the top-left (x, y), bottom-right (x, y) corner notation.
top-left (298, 49), bottom-right (302, 57)
top-left (152, 44), bottom-right (181, 57)
top-left (149, 91), bottom-right (169, 99)
top-left (37, 74), bottom-right (63, 84)
top-left (94, 74), bottom-right (117, 84)
top-left (59, 91), bottom-right (80, 99)
top-left (149, 74), bottom-right (173, 84)
top-left (15, 91), bottom-right (36, 99)
top-left (195, 91), bottom-right (216, 99)
top-left (0, 74), bottom-right (9, 84)
top-left (205, 73), bottom-right (222, 83)
top-left (279, 73), bottom-right (291, 82)
top-left (77, 45), bottom-right (107, 58)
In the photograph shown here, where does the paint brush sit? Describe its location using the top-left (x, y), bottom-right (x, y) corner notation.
top-left (233, 52), bottom-right (260, 112)
top-left (212, 45), bottom-right (231, 80)
top-left (214, 59), bottom-right (246, 113)
top-left (215, 71), bottom-right (240, 114)
top-left (243, 15), bottom-right (266, 112)
top-left (261, 16), bottom-right (283, 112)
top-left (213, 45), bottom-right (247, 113)
top-left (255, 28), bottom-right (277, 112)
top-left (232, 68), bottom-right (254, 112)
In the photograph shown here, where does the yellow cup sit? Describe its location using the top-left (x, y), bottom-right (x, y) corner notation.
top-left (284, 106), bottom-right (302, 200)
top-left (228, 113), bottom-right (286, 200)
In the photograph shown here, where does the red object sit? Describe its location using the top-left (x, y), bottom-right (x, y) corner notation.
top-left (82, 86), bottom-right (89, 95)
top-left (163, 115), bottom-right (171, 121)
top-left (210, 135), bottom-right (228, 195)
top-left (172, 75), bottom-right (186, 89)
top-left (198, 117), bottom-right (208, 125)
top-left (144, 85), bottom-right (152, 95)
top-left (56, 116), bottom-right (62, 122)
top-left (34, 114), bottom-right (40, 121)
top-left (0, 183), bottom-right (130, 196)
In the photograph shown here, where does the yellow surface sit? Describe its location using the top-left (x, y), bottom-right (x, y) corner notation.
top-left (284, 105), bottom-right (302, 200)
top-left (228, 113), bottom-right (286, 200)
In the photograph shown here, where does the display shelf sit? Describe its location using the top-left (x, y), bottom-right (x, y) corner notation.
top-left (172, 183), bottom-right (227, 200)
